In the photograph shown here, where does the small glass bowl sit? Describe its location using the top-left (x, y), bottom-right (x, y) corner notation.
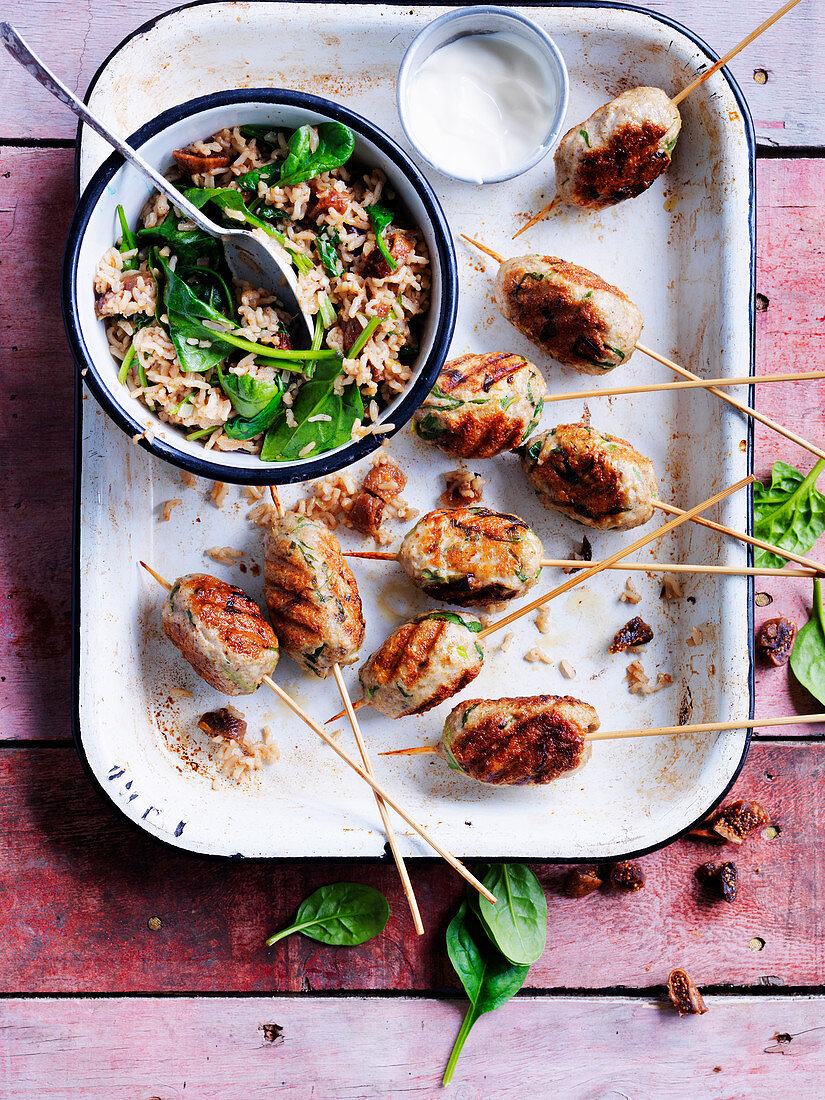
top-left (397, 6), bottom-right (569, 185)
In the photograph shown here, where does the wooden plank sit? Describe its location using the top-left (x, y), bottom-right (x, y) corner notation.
top-left (0, 742), bottom-right (819, 993)
top-left (0, 148), bottom-right (76, 742)
top-left (0, 0), bottom-right (820, 147)
top-left (754, 160), bottom-right (825, 730)
top-left (1, 994), bottom-right (825, 1098)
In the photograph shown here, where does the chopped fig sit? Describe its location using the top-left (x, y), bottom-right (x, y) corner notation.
top-left (696, 861), bottom-right (738, 903)
top-left (172, 148), bottom-right (232, 174)
top-left (609, 860), bottom-right (646, 892)
top-left (361, 461), bottom-right (406, 503)
top-left (198, 705), bottom-right (247, 743)
top-left (667, 968), bottom-right (708, 1017)
top-left (689, 800), bottom-right (770, 845)
top-left (562, 866), bottom-right (603, 898)
top-left (757, 617), bottom-right (797, 666)
top-left (610, 616), bottom-right (654, 654)
top-left (348, 491), bottom-right (385, 539)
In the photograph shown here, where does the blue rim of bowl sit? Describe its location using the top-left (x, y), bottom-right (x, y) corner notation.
top-left (69, 0), bottom-right (756, 863)
top-left (62, 87), bottom-right (458, 486)
top-left (396, 5), bottom-right (570, 185)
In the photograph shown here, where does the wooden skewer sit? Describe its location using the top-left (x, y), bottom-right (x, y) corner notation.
top-left (635, 342), bottom-right (825, 465)
top-left (479, 475), bottom-right (753, 639)
top-left (542, 370), bottom-right (825, 401)
top-left (671, 0), bottom-right (803, 107)
top-left (140, 561), bottom-right (495, 905)
top-left (513, 0), bottom-right (802, 236)
top-left (652, 499), bottom-right (825, 573)
top-left (343, 550), bottom-right (819, 579)
top-left (381, 713), bottom-right (825, 755)
top-left (461, 237), bottom-right (825, 465)
top-left (332, 664), bottom-right (425, 936)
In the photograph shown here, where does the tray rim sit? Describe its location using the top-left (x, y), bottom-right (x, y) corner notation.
top-left (69, 0), bottom-right (757, 863)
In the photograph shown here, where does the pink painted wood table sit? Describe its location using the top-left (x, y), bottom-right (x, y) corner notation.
top-left (2, 2), bottom-right (825, 1096)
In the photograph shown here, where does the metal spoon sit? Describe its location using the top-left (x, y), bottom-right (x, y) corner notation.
top-left (0, 22), bottom-right (314, 348)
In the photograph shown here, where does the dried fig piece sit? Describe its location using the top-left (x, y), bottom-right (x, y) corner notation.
top-left (609, 860), bottom-right (646, 892)
top-left (667, 968), bottom-right (708, 1017)
top-left (610, 616), bottom-right (654, 654)
top-left (757, 617), bottom-right (797, 666)
top-left (689, 799), bottom-right (770, 845)
top-left (696, 861), bottom-right (738, 903)
top-left (172, 148), bottom-right (232, 174)
top-left (562, 866), bottom-right (602, 898)
top-left (198, 705), bottom-right (247, 744)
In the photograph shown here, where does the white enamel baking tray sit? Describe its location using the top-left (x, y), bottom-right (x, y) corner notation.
top-left (73, 2), bottom-right (755, 859)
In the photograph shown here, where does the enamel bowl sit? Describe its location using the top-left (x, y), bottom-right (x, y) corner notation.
top-left (63, 88), bottom-right (458, 485)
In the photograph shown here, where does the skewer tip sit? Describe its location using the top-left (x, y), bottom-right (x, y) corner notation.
top-left (379, 746), bottom-right (438, 757)
top-left (139, 560), bottom-right (173, 592)
top-left (513, 196), bottom-right (560, 239)
top-left (459, 234), bottom-right (504, 264)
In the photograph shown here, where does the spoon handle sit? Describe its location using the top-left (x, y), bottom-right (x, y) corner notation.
top-left (0, 22), bottom-right (224, 238)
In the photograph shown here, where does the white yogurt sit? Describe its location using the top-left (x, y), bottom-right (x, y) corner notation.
top-left (403, 31), bottom-right (561, 183)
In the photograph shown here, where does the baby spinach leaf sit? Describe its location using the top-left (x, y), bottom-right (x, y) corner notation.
top-left (443, 900), bottom-right (529, 1086)
top-left (236, 123), bottom-right (355, 191)
top-left (367, 202), bottom-right (398, 273)
top-left (753, 458), bottom-right (825, 568)
top-left (316, 227), bottom-right (343, 277)
top-left (184, 186), bottom-right (277, 232)
top-left (478, 864), bottom-right (547, 965)
top-left (136, 218), bottom-right (220, 267)
top-left (790, 578), bottom-right (825, 706)
top-left (224, 392), bottom-right (285, 440)
top-left (261, 358), bottom-right (361, 462)
top-left (154, 251), bottom-right (230, 373)
top-left (217, 365), bottom-right (283, 418)
top-left (265, 882), bottom-right (389, 947)
top-left (239, 124), bottom-right (279, 143)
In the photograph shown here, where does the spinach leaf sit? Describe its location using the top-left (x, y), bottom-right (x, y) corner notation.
top-left (478, 864), bottom-right (547, 965)
top-left (413, 412), bottom-right (445, 442)
top-left (116, 204), bottom-right (139, 270)
top-left (790, 578), bottom-right (825, 705)
top-left (316, 227), bottom-right (343, 277)
top-left (239, 124), bottom-right (278, 143)
top-left (753, 459), bottom-right (825, 568)
top-left (265, 882), bottom-right (389, 946)
top-left (236, 122), bottom-right (354, 191)
top-left (218, 364), bottom-right (283, 418)
top-left (425, 611), bottom-right (482, 633)
top-left (443, 900), bottom-right (529, 1086)
top-left (154, 251), bottom-right (230, 373)
top-left (367, 203), bottom-right (398, 273)
top-left (224, 392), bottom-right (285, 440)
top-left (136, 218), bottom-right (220, 267)
top-left (261, 358), bottom-right (363, 462)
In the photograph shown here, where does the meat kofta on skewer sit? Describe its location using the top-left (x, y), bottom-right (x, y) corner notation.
top-left (514, 0), bottom-right (801, 232)
top-left (163, 573), bottom-right (280, 694)
top-left (412, 352), bottom-right (546, 457)
top-left (262, 511), bottom-right (365, 677)
top-left (397, 506), bottom-right (544, 606)
top-left (384, 695), bottom-right (599, 786)
top-left (520, 423), bottom-right (658, 532)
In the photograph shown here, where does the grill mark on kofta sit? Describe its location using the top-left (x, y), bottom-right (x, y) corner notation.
top-left (576, 121), bottom-right (671, 206)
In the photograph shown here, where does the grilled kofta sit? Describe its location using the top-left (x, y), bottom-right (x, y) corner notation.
top-left (359, 610), bottom-right (484, 719)
top-left (162, 573), bottom-right (279, 695)
top-left (412, 352), bottom-right (546, 458)
top-left (263, 513), bottom-right (365, 677)
top-left (521, 423), bottom-right (658, 531)
top-left (494, 256), bottom-right (643, 374)
top-left (397, 506), bottom-right (544, 606)
top-left (440, 695), bottom-right (600, 785)
top-left (554, 87), bottom-right (681, 211)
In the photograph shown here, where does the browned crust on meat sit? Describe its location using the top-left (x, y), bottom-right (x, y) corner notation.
top-left (530, 424), bottom-right (652, 520)
top-left (172, 576), bottom-right (277, 659)
top-left (365, 618), bottom-right (481, 716)
top-left (501, 259), bottom-right (630, 365)
top-left (570, 120), bottom-right (671, 207)
top-left (433, 354), bottom-right (540, 457)
top-left (439, 352), bottom-right (531, 395)
top-left (172, 149), bottom-right (232, 174)
top-left (263, 525), bottom-right (364, 659)
top-left (447, 695), bottom-right (593, 785)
